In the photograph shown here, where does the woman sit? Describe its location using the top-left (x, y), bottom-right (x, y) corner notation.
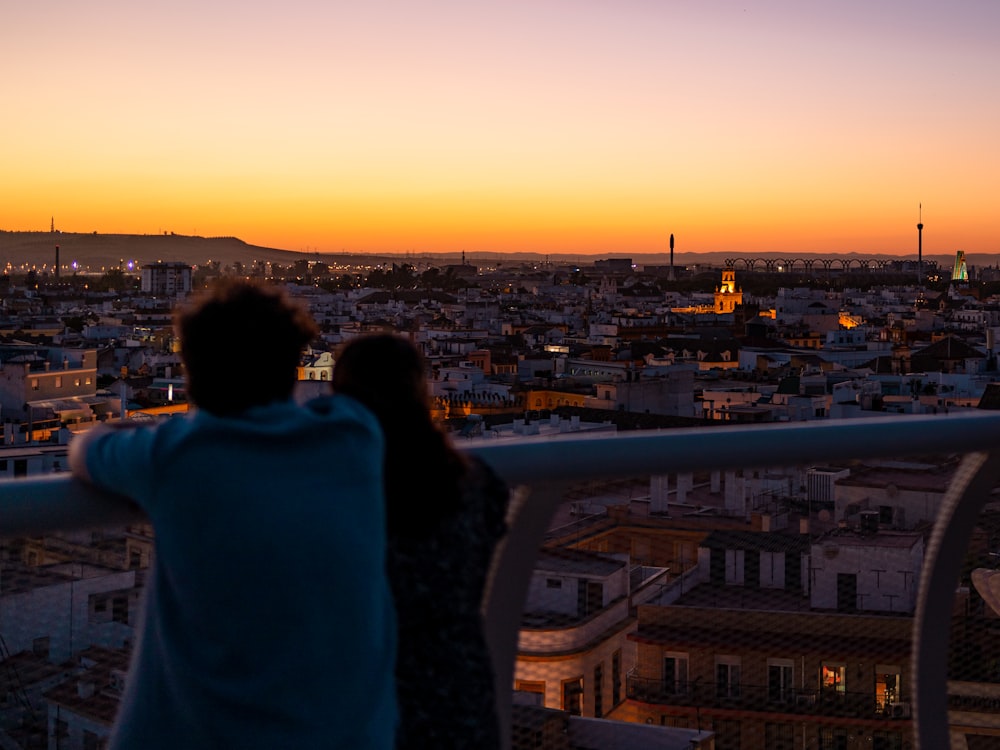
top-left (332, 333), bottom-right (509, 750)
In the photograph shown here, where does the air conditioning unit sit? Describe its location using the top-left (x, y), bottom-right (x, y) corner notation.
top-left (890, 701), bottom-right (911, 718)
top-left (795, 694), bottom-right (816, 707)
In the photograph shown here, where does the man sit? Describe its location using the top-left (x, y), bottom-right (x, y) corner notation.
top-left (70, 279), bottom-right (396, 749)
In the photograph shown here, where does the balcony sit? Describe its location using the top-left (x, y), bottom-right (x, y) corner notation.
top-left (4, 412), bottom-right (1000, 748)
top-left (624, 672), bottom-right (910, 720)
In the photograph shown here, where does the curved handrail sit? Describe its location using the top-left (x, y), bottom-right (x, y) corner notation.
top-left (913, 449), bottom-right (1000, 750)
top-left (6, 411), bottom-right (1000, 749)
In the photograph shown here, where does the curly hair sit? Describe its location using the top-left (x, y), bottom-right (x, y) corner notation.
top-left (177, 279), bottom-right (318, 416)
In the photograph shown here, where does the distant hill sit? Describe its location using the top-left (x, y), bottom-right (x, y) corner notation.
top-left (0, 231), bottom-right (311, 271)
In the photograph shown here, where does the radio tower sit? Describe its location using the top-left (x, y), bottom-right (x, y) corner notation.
top-left (668, 233), bottom-right (675, 281)
top-left (917, 204), bottom-right (924, 285)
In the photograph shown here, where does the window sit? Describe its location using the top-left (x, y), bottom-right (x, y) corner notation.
top-left (577, 579), bottom-right (603, 617)
top-left (514, 680), bottom-right (545, 707)
top-left (714, 718), bottom-right (742, 749)
top-left (819, 728), bottom-right (848, 750)
top-left (54, 376), bottom-right (62, 388)
top-left (30, 379), bottom-right (39, 390)
top-left (725, 549), bottom-right (745, 585)
top-left (562, 677), bottom-right (583, 715)
top-left (820, 663), bottom-right (846, 695)
top-left (112, 595), bottom-right (129, 624)
top-left (74, 378), bottom-right (81, 387)
top-left (764, 723), bottom-right (794, 750)
top-left (759, 551), bottom-right (785, 589)
top-left (716, 655), bottom-right (741, 699)
top-left (594, 663), bottom-right (604, 717)
top-left (612, 650), bottom-right (622, 705)
top-left (663, 653), bottom-right (689, 695)
top-left (85, 376), bottom-right (92, 385)
top-left (875, 665), bottom-right (901, 711)
top-left (768, 659), bottom-right (794, 703)
top-left (872, 731), bottom-right (902, 750)
top-left (546, 578), bottom-right (562, 589)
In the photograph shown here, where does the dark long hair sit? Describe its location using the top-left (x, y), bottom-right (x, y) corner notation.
top-left (332, 334), bottom-right (466, 535)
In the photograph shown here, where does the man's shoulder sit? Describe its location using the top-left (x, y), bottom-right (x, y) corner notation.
top-left (303, 394), bottom-right (379, 430)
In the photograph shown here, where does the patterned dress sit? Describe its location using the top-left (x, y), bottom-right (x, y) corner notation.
top-left (388, 456), bottom-right (510, 750)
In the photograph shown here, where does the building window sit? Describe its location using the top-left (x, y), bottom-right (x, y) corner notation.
top-left (514, 680), bottom-right (545, 707)
top-left (875, 665), bottom-right (901, 711)
top-left (768, 658), bottom-right (794, 703)
top-left (54, 376), bottom-right (62, 388)
top-left (663, 653), bottom-right (689, 695)
top-left (819, 728), bottom-right (849, 750)
top-left (714, 718), bottom-right (742, 749)
top-left (764, 723), bottom-right (794, 750)
top-left (31, 379), bottom-right (39, 390)
top-left (74, 378), bottom-right (81, 387)
top-left (32, 636), bottom-right (50, 658)
top-left (594, 663), bottom-right (604, 717)
top-left (716, 655), bottom-right (741, 699)
top-left (112, 596), bottom-right (129, 624)
top-left (725, 549), bottom-right (745, 585)
top-left (872, 730), bottom-right (902, 750)
top-left (561, 677), bottom-right (583, 716)
top-left (820, 663), bottom-right (846, 696)
top-left (85, 376), bottom-right (92, 385)
top-left (546, 578), bottom-right (562, 589)
top-left (612, 649), bottom-right (622, 706)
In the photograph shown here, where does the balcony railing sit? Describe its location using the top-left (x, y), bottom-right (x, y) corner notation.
top-left (5, 412), bottom-right (1000, 749)
top-left (624, 671), bottom-right (908, 719)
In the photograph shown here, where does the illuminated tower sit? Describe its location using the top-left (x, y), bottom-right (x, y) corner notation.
top-left (917, 204), bottom-right (923, 284)
top-left (714, 269), bottom-right (743, 314)
top-left (952, 251), bottom-right (968, 282)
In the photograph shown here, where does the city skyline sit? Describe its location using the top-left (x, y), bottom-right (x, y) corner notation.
top-left (4, 1), bottom-right (998, 257)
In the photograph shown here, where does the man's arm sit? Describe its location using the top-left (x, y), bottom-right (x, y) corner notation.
top-left (69, 422), bottom-right (144, 486)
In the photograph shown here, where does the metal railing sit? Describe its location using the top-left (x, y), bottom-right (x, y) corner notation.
top-left (5, 412), bottom-right (1000, 749)
top-left (624, 672), bottom-right (908, 719)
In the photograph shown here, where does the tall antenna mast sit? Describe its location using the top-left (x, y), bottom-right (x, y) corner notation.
top-left (917, 203), bottom-right (924, 286)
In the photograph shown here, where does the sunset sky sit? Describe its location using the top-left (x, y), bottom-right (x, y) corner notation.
top-left (3, 1), bottom-right (998, 256)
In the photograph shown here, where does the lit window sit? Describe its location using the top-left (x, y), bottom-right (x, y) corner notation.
top-left (54, 376), bottom-right (62, 388)
top-left (31, 379), bottom-right (39, 390)
top-left (821, 663), bottom-right (846, 694)
top-left (85, 376), bottom-right (92, 385)
top-left (875, 665), bottom-right (901, 711)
